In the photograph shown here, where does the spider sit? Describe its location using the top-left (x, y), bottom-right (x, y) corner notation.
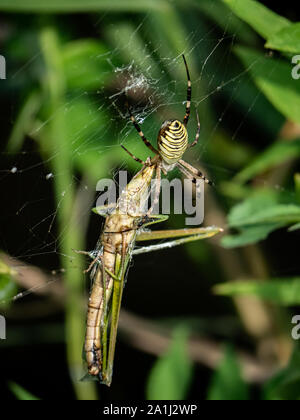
top-left (121, 54), bottom-right (212, 214)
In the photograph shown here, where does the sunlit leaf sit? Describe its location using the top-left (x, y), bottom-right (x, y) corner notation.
top-left (62, 40), bottom-right (112, 90)
top-left (0, 0), bottom-right (169, 13)
top-left (211, 132), bottom-right (255, 171)
top-left (221, 190), bottom-right (300, 248)
top-left (235, 46), bottom-right (300, 125)
top-left (263, 348), bottom-right (300, 400)
top-left (197, 0), bottom-right (258, 44)
top-left (0, 260), bottom-right (17, 303)
top-left (104, 23), bottom-right (161, 77)
top-left (288, 223), bottom-right (300, 232)
top-left (220, 181), bottom-right (252, 201)
top-left (235, 139), bottom-right (300, 184)
top-left (222, 0), bottom-right (290, 40)
top-left (214, 278), bottom-right (300, 306)
top-left (146, 326), bottom-right (193, 400)
top-left (228, 190), bottom-right (279, 224)
top-left (6, 92), bottom-right (41, 153)
top-left (0, 274), bottom-right (16, 302)
top-left (9, 382), bottom-right (40, 400)
top-left (295, 173), bottom-right (300, 203)
top-left (207, 346), bottom-right (249, 400)
top-left (266, 23), bottom-right (300, 54)
top-left (230, 204), bottom-right (300, 227)
top-left (222, 224), bottom-right (281, 248)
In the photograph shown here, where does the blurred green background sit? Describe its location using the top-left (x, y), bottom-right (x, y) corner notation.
top-left (1, 0), bottom-right (300, 400)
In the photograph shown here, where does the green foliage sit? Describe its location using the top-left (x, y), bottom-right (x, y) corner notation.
top-left (41, 96), bottom-right (113, 180)
top-left (0, 260), bottom-right (17, 304)
top-left (222, 0), bottom-right (290, 39)
top-left (7, 92), bottom-right (41, 153)
top-left (9, 383), bottom-right (40, 400)
top-left (235, 139), bottom-right (300, 184)
top-left (295, 173), bottom-right (300, 203)
top-left (62, 40), bottom-right (112, 90)
top-left (207, 346), bottom-right (249, 400)
top-left (222, 189), bottom-right (300, 248)
top-left (37, 26), bottom-right (98, 401)
top-left (197, 0), bottom-right (258, 44)
top-left (215, 278), bottom-right (300, 306)
top-left (235, 47), bottom-right (300, 125)
top-left (0, 0), bottom-right (169, 13)
top-left (263, 348), bottom-right (300, 400)
top-left (146, 326), bottom-right (193, 400)
top-left (1, 0), bottom-right (300, 402)
top-left (266, 23), bottom-right (300, 54)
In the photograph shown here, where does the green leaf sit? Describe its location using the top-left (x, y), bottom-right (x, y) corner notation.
top-left (214, 277), bottom-right (300, 306)
top-left (266, 23), bottom-right (300, 54)
top-left (207, 346), bottom-right (249, 401)
top-left (222, 223), bottom-right (281, 248)
top-left (0, 0), bottom-right (169, 13)
top-left (0, 274), bottom-right (16, 302)
top-left (0, 260), bottom-right (17, 303)
top-left (146, 326), bottom-right (193, 400)
top-left (63, 98), bottom-right (108, 149)
top-left (62, 40), bottom-right (112, 90)
top-left (105, 22), bottom-right (162, 77)
top-left (264, 348), bottom-right (300, 400)
top-left (235, 46), bottom-right (300, 125)
top-left (6, 92), bottom-right (41, 153)
top-left (288, 223), bottom-right (300, 232)
top-left (226, 190), bottom-right (275, 225)
top-left (220, 181), bottom-right (252, 201)
top-left (230, 204), bottom-right (300, 227)
top-left (196, 0), bottom-right (258, 45)
top-left (295, 173), bottom-right (300, 203)
top-left (212, 132), bottom-right (255, 171)
top-left (9, 382), bottom-right (40, 400)
top-left (235, 139), bottom-right (300, 184)
top-left (222, 0), bottom-right (290, 40)
top-left (221, 190), bottom-right (300, 248)
top-left (40, 96), bottom-right (112, 180)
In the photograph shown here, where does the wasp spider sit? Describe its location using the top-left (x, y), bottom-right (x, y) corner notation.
top-left (121, 55), bottom-right (212, 213)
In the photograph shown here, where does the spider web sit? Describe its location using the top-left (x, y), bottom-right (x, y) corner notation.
top-left (0, 10), bottom-right (294, 304)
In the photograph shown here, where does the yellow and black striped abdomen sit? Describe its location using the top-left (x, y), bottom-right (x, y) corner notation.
top-left (157, 120), bottom-right (188, 165)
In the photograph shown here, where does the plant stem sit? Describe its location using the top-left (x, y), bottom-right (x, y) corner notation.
top-left (40, 27), bottom-right (97, 400)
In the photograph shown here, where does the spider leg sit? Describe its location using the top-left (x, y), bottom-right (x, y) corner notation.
top-left (75, 250), bottom-right (103, 273)
top-left (178, 159), bottom-right (213, 186)
top-left (147, 164), bottom-right (162, 216)
top-left (175, 164), bottom-right (204, 215)
top-left (126, 101), bottom-right (159, 154)
top-left (177, 164), bottom-right (200, 188)
top-left (182, 55), bottom-right (191, 127)
top-left (121, 145), bottom-right (145, 165)
top-left (188, 110), bottom-right (201, 149)
top-left (84, 255), bottom-right (103, 274)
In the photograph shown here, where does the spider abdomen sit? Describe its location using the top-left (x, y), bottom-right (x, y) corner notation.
top-left (158, 120), bottom-right (188, 165)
